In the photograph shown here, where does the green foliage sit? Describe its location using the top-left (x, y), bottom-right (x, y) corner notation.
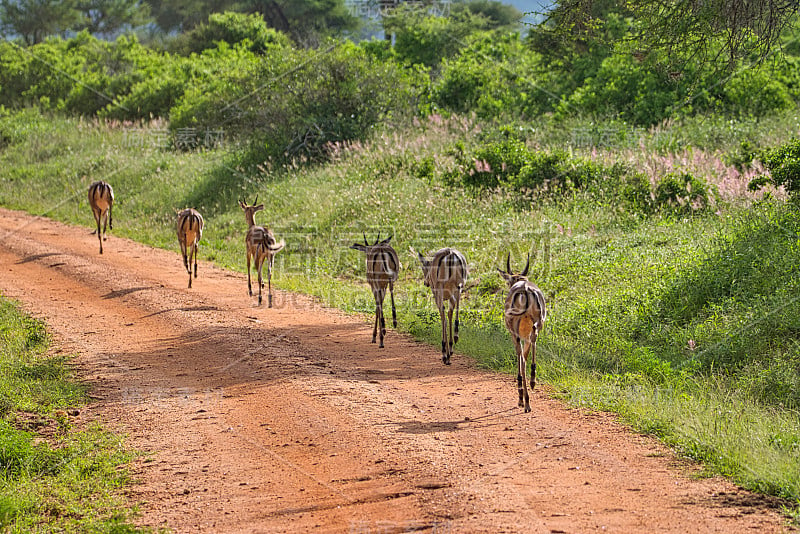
top-left (146, 0), bottom-right (238, 33)
top-left (0, 0), bottom-right (150, 44)
top-left (445, 132), bottom-right (654, 212)
top-left (384, 4), bottom-right (491, 68)
top-left (257, 0), bottom-right (360, 44)
top-left (725, 140), bottom-right (760, 171)
top-left (77, 0), bottom-right (152, 36)
top-left (450, 0), bottom-right (522, 30)
top-left (433, 31), bottom-right (548, 118)
top-left (558, 51), bottom-right (683, 125)
top-left (359, 38), bottom-right (395, 62)
top-left (174, 11), bottom-right (292, 55)
top-left (528, 5), bottom-right (630, 104)
top-left (757, 137), bottom-right (800, 197)
top-left (0, 0), bottom-right (83, 44)
top-left (0, 32), bottom-right (174, 117)
top-left (171, 41), bottom-right (427, 159)
top-left (654, 172), bottom-right (714, 214)
top-left (639, 203), bottom-right (800, 406)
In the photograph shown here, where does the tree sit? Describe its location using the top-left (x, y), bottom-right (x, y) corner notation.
top-left (543, 0), bottom-right (800, 68)
top-left (0, 0), bottom-right (83, 44)
top-left (0, 0), bottom-right (151, 43)
top-left (76, 0), bottom-right (151, 36)
top-left (176, 11), bottom-right (291, 54)
top-left (383, 3), bottom-right (491, 67)
top-left (246, 0), bottom-right (359, 44)
top-left (147, 0), bottom-right (240, 33)
top-left (451, 0), bottom-right (522, 31)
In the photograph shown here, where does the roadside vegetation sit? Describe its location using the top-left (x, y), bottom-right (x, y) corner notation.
top-left (0, 0), bottom-right (799, 523)
top-left (0, 296), bottom-right (141, 532)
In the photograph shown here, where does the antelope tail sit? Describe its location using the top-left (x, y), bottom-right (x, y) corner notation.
top-left (268, 239), bottom-right (285, 253)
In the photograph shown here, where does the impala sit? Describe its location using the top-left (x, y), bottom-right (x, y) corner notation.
top-left (416, 247), bottom-right (468, 365)
top-left (498, 254), bottom-right (547, 413)
top-left (176, 208), bottom-right (204, 289)
top-left (351, 233), bottom-right (399, 348)
top-left (88, 180), bottom-right (114, 254)
top-left (239, 198), bottom-right (285, 307)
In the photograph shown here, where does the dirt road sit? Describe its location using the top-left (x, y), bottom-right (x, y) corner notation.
top-left (0, 207), bottom-right (791, 533)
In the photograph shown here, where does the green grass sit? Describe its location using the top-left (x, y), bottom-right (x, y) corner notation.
top-left (1, 107), bottom-right (798, 517)
top-left (0, 295), bottom-right (143, 532)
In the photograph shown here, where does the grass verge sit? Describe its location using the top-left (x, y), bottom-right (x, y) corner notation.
top-left (0, 294), bottom-right (142, 532)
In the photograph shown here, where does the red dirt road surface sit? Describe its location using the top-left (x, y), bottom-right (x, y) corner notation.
top-left (0, 207), bottom-right (792, 533)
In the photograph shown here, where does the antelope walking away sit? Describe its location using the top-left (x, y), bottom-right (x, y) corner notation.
top-left (87, 180), bottom-right (114, 254)
top-left (176, 208), bottom-right (204, 289)
top-left (351, 233), bottom-right (400, 348)
top-left (498, 254), bottom-right (547, 413)
top-left (416, 247), bottom-right (468, 365)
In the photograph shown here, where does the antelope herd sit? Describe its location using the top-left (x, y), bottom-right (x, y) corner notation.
top-left (86, 182), bottom-right (547, 412)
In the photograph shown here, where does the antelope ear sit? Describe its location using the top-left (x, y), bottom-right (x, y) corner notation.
top-left (350, 243), bottom-right (367, 252)
top-left (380, 234), bottom-right (393, 245)
top-left (521, 254), bottom-right (530, 277)
top-left (255, 204), bottom-right (265, 211)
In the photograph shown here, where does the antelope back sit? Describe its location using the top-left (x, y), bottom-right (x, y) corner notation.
top-left (177, 208), bottom-right (204, 241)
top-left (366, 243), bottom-right (399, 283)
top-left (352, 235), bottom-right (399, 285)
top-left (258, 227), bottom-right (285, 253)
top-left (88, 181), bottom-right (114, 209)
top-left (505, 279), bottom-right (547, 332)
top-left (423, 248), bottom-right (467, 290)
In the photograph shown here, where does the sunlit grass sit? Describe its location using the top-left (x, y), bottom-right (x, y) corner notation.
top-left (0, 295), bottom-right (142, 532)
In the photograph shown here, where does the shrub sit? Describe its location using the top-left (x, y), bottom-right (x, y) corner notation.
top-left (654, 172), bottom-right (714, 213)
top-left (433, 32), bottom-right (547, 118)
top-left (756, 138), bottom-right (800, 198)
top-left (170, 41), bottom-right (428, 160)
top-left (384, 5), bottom-right (490, 67)
top-left (559, 52), bottom-right (682, 126)
top-left (446, 134), bottom-right (654, 211)
top-left (0, 32), bottom-right (175, 117)
top-left (723, 67), bottom-right (795, 118)
top-left (175, 12), bottom-right (292, 55)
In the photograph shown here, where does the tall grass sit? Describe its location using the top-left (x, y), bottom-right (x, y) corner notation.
top-left (0, 107), bottom-right (798, 514)
top-left (0, 295), bottom-right (142, 532)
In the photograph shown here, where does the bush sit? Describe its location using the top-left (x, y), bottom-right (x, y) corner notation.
top-left (384, 5), bottom-right (490, 68)
top-left (0, 32), bottom-right (174, 117)
top-left (170, 41), bottom-right (428, 160)
top-left (433, 32), bottom-right (547, 118)
top-left (175, 12), bottom-right (292, 55)
top-left (756, 138), bottom-right (800, 198)
top-left (559, 52), bottom-right (683, 126)
top-left (654, 172), bottom-right (714, 213)
top-left (446, 134), bottom-right (654, 210)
